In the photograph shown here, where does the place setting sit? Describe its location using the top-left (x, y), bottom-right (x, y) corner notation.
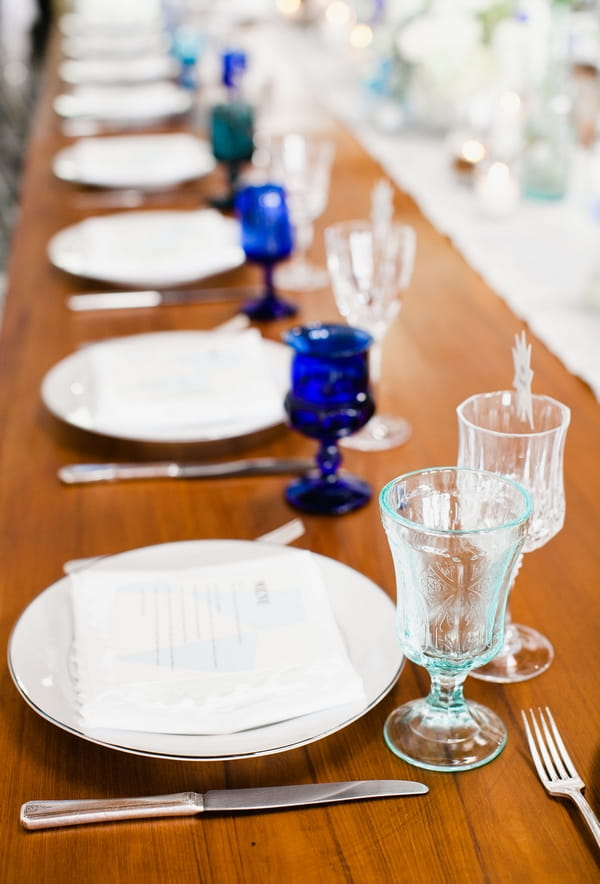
top-left (52, 133), bottom-right (216, 192)
top-left (7, 531), bottom-right (404, 763)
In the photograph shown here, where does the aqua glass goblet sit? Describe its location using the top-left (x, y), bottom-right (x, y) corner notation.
top-left (209, 50), bottom-right (254, 211)
top-left (325, 219), bottom-right (416, 450)
top-left (380, 467), bottom-right (532, 772)
top-left (284, 323), bottom-right (375, 514)
top-left (235, 183), bottom-right (297, 321)
top-left (457, 391), bottom-right (570, 682)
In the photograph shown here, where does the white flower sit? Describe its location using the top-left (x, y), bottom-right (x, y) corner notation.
top-left (396, 12), bottom-right (483, 65)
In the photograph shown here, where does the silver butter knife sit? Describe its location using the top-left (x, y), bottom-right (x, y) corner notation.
top-left (59, 457), bottom-right (313, 485)
top-left (67, 287), bottom-right (260, 311)
top-left (21, 781), bottom-right (429, 830)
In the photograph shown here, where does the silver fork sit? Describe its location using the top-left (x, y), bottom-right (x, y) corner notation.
top-left (521, 707), bottom-right (600, 850)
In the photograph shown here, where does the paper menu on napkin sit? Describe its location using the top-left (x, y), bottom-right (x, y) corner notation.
top-left (79, 209), bottom-right (242, 285)
top-left (70, 134), bottom-right (212, 186)
top-left (70, 551), bottom-right (366, 734)
top-left (88, 328), bottom-right (284, 437)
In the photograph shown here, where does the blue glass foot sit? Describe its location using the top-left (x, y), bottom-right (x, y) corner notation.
top-left (241, 293), bottom-right (297, 321)
top-left (285, 473), bottom-right (371, 515)
top-left (209, 192), bottom-right (236, 211)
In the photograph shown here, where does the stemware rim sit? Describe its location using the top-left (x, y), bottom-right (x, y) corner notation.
top-left (283, 322), bottom-right (373, 357)
top-left (456, 390), bottom-right (571, 438)
top-left (324, 219), bottom-right (416, 238)
top-left (379, 466), bottom-right (532, 537)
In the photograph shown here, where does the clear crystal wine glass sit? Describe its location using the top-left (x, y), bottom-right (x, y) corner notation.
top-left (380, 466), bottom-right (532, 772)
top-left (266, 132), bottom-right (335, 291)
top-left (325, 219), bottom-right (416, 450)
top-left (457, 391), bottom-right (570, 682)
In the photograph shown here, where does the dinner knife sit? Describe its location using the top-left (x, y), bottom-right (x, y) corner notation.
top-left (58, 457), bottom-right (314, 485)
top-left (21, 780), bottom-right (429, 830)
top-left (67, 287), bottom-right (261, 311)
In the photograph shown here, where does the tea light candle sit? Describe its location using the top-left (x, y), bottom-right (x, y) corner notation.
top-left (475, 160), bottom-right (520, 218)
top-left (452, 137), bottom-right (487, 181)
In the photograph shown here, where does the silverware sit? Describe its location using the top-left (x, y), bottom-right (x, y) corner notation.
top-left (71, 187), bottom-right (207, 210)
top-left (67, 287), bottom-right (261, 311)
top-left (59, 457), bottom-right (313, 485)
top-left (63, 518), bottom-right (306, 574)
top-left (521, 707), bottom-right (600, 850)
top-left (21, 780), bottom-right (429, 829)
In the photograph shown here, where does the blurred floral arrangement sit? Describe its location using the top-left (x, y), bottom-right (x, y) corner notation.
top-left (351, 0), bottom-right (569, 131)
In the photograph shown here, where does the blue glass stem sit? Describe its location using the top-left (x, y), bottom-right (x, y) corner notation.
top-left (316, 442), bottom-right (342, 481)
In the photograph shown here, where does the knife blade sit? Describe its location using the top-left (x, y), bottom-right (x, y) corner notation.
top-left (67, 287), bottom-right (261, 311)
top-left (59, 457), bottom-right (314, 485)
top-left (21, 781), bottom-right (429, 829)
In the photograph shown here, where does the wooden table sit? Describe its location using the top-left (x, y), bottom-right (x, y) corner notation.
top-left (1, 28), bottom-right (599, 884)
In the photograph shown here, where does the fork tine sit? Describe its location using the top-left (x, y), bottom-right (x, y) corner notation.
top-left (521, 709), bottom-right (549, 783)
top-left (542, 707), bottom-right (579, 779)
top-left (528, 708), bottom-right (556, 780)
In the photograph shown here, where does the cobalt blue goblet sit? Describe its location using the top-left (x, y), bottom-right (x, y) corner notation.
top-left (235, 183), bottom-right (297, 320)
top-left (283, 323), bottom-right (374, 514)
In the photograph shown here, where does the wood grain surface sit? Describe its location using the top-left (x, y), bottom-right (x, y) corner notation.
top-left (0, 28), bottom-right (598, 884)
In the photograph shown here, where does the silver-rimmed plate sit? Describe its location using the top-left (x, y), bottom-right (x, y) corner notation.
top-left (48, 210), bottom-right (244, 288)
top-left (8, 540), bottom-right (403, 761)
top-left (40, 330), bottom-right (290, 444)
top-left (54, 82), bottom-right (192, 124)
top-left (59, 54), bottom-right (179, 85)
top-left (53, 134), bottom-right (216, 189)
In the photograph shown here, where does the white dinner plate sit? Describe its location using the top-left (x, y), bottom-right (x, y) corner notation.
top-left (40, 330), bottom-right (290, 443)
top-left (47, 210), bottom-right (244, 287)
top-left (7, 540), bottom-right (403, 760)
top-left (53, 82), bottom-right (192, 124)
top-left (59, 54), bottom-right (179, 85)
top-left (53, 134), bottom-right (216, 189)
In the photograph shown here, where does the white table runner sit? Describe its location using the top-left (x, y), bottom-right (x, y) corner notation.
top-left (252, 22), bottom-right (600, 402)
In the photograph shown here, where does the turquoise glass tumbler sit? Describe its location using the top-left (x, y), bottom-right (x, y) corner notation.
top-left (380, 467), bottom-right (532, 771)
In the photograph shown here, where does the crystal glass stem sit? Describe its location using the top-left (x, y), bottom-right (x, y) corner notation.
top-left (276, 216), bottom-right (328, 291)
top-left (384, 668), bottom-right (508, 772)
top-left (470, 554), bottom-right (554, 682)
top-left (341, 330), bottom-right (411, 450)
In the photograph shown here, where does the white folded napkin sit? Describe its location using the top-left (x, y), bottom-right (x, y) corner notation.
top-left (78, 209), bottom-right (243, 286)
top-left (61, 54), bottom-right (178, 86)
top-left (70, 550), bottom-right (366, 734)
top-left (69, 134), bottom-right (213, 187)
top-left (88, 328), bottom-right (284, 438)
top-left (59, 82), bottom-right (190, 120)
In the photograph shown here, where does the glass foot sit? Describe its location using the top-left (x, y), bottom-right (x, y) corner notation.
top-left (384, 697), bottom-right (506, 772)
top-left (275, 261), bottom-right (329, 292)
top-left (285, 473), bottom-right (371, 515)
top-left (208, 192), bottom-right (235, 212)
top-left (341, 415), bottom-right (411, 451)
top-left (241, 294), bottom-right (297, 321)
top-left (469, 623), bottom-right (554, 683)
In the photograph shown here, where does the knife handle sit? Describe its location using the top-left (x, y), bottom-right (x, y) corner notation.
top-left (21, 792), bottom-right (203, 830)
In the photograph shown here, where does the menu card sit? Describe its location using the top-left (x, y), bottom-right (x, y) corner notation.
top-left (69, 133), bottom-right (210, 186)
top-left (70, 551), bottom-right (366, 734)
top-left (79, 208), bottom-right (241, 285)
top-left (88, 328), bottom-right (283, 436)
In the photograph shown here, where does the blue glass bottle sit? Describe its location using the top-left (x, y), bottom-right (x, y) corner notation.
top-left (209, 49), bottom-right (255, 210)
